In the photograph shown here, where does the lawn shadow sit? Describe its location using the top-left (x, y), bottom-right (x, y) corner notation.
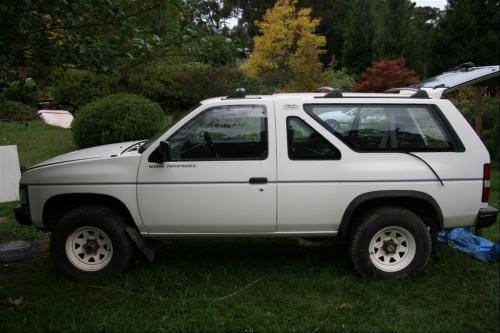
top-left (132, 237), bottom-right (354, 278)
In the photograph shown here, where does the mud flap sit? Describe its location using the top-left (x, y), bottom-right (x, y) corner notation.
top-left (126, 227), bottom-right (156, 262)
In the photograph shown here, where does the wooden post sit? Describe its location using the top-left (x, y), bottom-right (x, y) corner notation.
top-left (473, 86), bottom-right (483, 138)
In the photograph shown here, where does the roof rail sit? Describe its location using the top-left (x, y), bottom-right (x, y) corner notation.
top-left (411, 90), bottom-right (430, 98)
top-left (225, 88), bottom-right (246, 99)
top-left (448, 62), bottom-right (475, 71)
top-left (315, 87), bottom-right (343, 98)
top-left (315, 86), bottom-right (335, 93)
top-left (384, 87), bottom-right (430, 99)
top-left (384, 87), bottom-right (419, 93)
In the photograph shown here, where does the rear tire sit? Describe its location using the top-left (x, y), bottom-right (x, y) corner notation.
top-left (50, 205), bottom-right (134, 279)
top-left (349, 207), bottom-right (431, 278)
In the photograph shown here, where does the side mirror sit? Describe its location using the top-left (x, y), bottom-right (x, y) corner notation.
top-left (159, 140), bottom-right (171, 162)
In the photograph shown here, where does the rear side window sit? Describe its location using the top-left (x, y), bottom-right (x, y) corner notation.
top-left (287, 117), bottom-right (341, 160)
top-left (305, 104), bottom-right (460, 152)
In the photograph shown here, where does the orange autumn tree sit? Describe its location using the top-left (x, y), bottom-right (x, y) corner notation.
top-left (242, 0), bottom-right (329, 91)
top-left (353, 58), bottom-right (419, 92)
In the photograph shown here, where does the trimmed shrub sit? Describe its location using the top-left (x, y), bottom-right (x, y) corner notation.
top-left (3, 79), bottom-right (38, 106)
top-left (72, 94), bottom-right (164, 148)
top-left (52, 69), bottom-right (122, 112)
top-left (0, 100), bottom-right (35, 121)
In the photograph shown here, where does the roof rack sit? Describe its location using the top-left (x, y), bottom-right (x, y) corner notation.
top-left (314, 87), bottom-right (343, 98)
top-left (225, 88), bottom-right (246, 99)
top-left (384, 87), bottom-right (430, 98)
top-left (448, 62), bottom-right (475, 72)
top-left (222, 88), bottom-right (262, 100)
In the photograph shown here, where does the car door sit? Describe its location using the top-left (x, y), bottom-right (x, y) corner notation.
top-left (136, 101), bottom-right (277, 235)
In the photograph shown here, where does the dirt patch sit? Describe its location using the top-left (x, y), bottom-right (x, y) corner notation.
top-left (0, 216), bottom-right (9, 223)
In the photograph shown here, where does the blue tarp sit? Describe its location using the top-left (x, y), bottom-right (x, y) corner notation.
top-left (437, 228), bottom-right (500, 262)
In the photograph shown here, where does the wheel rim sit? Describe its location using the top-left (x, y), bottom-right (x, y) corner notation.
top-left (368, 226), bottom-right (416, 273)
top-left (65, 226), bottom-right (113, 271)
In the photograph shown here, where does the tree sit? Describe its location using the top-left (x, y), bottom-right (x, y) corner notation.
top-left (0, 0), bottom-right (165, 82)
top-left (352, 58), bottom-right (419, 92)
top-left (225, 0), bottom-right (277, 38)
top-left (430, 0), bottom-right (500, 74)
top-left (342, 0), bottom-right (374, 74)
top-left (372, 0), bottom-right (428, 75)
top-left (299, 0), bottom-right (349, 66)
top-left (242, 0), bottom-right (328, 91)
top-left (405, 6), bottom-right (441, 77)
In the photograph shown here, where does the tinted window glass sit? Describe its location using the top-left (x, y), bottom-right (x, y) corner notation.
top-left (306, 105), bottom-right (454, 151)
top-left (168, 105), bottom-right (267, 160)
top-left (287, 117), bottom-right (341, 160)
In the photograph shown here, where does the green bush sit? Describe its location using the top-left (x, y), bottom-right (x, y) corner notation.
top-left (3, 79), bottom-right (38, 106)
top-left (125, 62), bottom-right (177, 108)
top-left (168, 65), bottom-right (267, 111)
top-left (125, 62), bottom-right (267, 113)
top-left (330, 69), bottom-right (355, 92)
top-left (0, 100), bottom-right (35, 121)
top-left (72, 94), bottom-right (164, 148)
top-left (52, 69), bottom-right (122, 112)
top-left (452, 89), bottom-right (499, 160)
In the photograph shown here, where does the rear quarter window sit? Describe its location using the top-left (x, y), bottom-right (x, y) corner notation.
top-left (305, 104), bottom-right (463, 152)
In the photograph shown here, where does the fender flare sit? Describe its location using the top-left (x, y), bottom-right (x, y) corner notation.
top-left (338, 190), bottom-right (443, 239)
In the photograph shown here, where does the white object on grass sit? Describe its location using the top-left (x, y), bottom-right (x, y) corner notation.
top-left (37, 110), bottom-right (74, 128)
top-left (0, 145), bottom-right (21, 203)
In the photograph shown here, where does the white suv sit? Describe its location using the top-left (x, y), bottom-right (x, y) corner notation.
top-left (15, 65), bottom-right (499, 279)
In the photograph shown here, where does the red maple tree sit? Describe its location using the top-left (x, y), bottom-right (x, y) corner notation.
top-left (353, 58), bottom-right (419, 92)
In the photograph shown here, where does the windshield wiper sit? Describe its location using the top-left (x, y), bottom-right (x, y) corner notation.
top-left (404, 152), bottom-right (444, 186)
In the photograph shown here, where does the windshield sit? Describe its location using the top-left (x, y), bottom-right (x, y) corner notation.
top-left (138, 105), bottom-right (199, 153)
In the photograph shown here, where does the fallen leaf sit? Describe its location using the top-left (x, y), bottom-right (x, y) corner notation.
top-left (339, 303), bottom-right (351, 310)
top-left (8, 296), bottom-right (24, 307)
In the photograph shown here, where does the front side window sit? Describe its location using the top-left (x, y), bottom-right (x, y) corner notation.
top-left (287, 117), bottom-right (341, 160)
top-left (305, 104), bottom-right (458, 152)
top-left (168, 105), bottom-right (268, 160)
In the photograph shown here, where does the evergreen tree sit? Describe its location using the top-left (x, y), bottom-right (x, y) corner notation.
top-left (373, 0), bottom-right (413, 59)
top-left (299, 0), bottom-right (349, 66)
top-left (342, 0), bottom-right (375, 74)
top-left (431, 0), bottom-right (500, 73)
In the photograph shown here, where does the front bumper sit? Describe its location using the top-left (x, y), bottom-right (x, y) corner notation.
top-left (476, 205), bottom-right (498, 229)
top-left (15, 206), bottom-right (32, 226)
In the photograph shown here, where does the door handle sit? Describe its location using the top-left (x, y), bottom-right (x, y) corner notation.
top-left (249, 177), bottom-right (268, 184)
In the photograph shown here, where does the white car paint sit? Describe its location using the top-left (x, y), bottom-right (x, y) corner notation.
top-left (19, 92), bottom-right (490, 238)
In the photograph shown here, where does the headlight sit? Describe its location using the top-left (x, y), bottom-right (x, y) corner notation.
top-left (19, 186), bottom-right (28, 205)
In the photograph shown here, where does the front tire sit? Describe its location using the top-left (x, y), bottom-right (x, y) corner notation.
top-left (50, 205), bottom-right (134, 279)
top-left (349, 207), bottom-right (431, 278)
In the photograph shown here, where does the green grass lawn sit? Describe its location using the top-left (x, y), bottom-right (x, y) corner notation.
top-left (0, 120), bottom-right (499, 332)
top-left (0, 120), bottom-right (75, 167)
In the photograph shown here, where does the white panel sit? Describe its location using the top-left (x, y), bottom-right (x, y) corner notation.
top-left (0, 145), bottom-right (21, 203)
top-left (28, 184), bottom-right (145, 232)
top-left (274, 98), bottom-right (489, 232)
top-left (277, 181), bottom-right (483, 231)
top-left (137, 100), bottom-right (278, 234)
top-left (139, 183), bottom-right (276, 233)
top-left (37, 110), bottom-right (74, 128)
